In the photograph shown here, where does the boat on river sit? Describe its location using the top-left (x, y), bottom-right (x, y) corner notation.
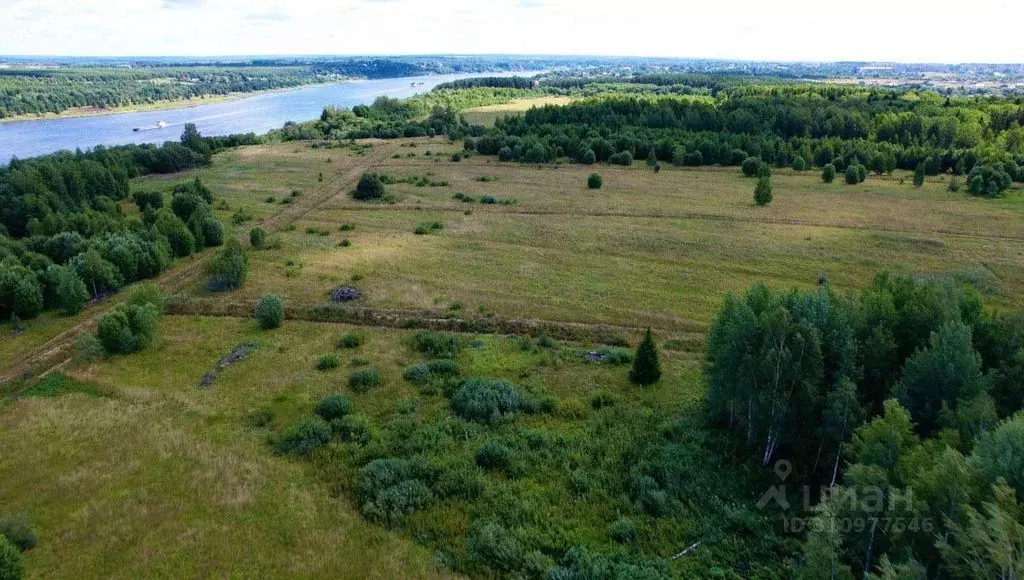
top-left (133, 120), bottom-right (168, 132)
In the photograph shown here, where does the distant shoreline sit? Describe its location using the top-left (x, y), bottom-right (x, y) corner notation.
top-left (0, 81), bottom-right (351, 124)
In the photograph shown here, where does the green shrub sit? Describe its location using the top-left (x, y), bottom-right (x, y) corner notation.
top-left (792, 156), bottom-right (807, 171)
top-left (403, 359), bottom-right (460, 383)
top-left (451, 379), bottom-right (522, 424)
top-left (74, 331), bottom-right (106, 363)
top-left (0, 515), bottom-right (37, 552)
top-left (354, 173), bottom-right (385, 201)
top-left (629, 474), bottom-right (671, 516)
top-left (338, 332), bottom-right (362, 348)
top-left (822, 163), bottom-right (837, 183)
top-left (590, 390), bottom-right (618, 409)
top-left (600, 347), bottom-right (634, 365)
top-left (274, 417), bottom-right (331, 456)
top-left (125, 282), bottom-right (164, 315)
top-left (568, 470), bottom-right (592, 496)
top-left (0, 536), bottom-right (23, 580)
top-left (96, 304), bottom-right (159, 355)
top-left (845, 165), bottom-right (860, 185)
top-left (332, 414), bottom-right (375, 444)
top-left (315, 353), bottom-right (340, 371)
top-left (255, 294), bottom-right (284, 330)
top-left (475, 439), bottom-right (513, 471)
top-left (249, 227), bottom-right (266, 249)
top-left (315, 394), bottom-right (352, 421)
top-left (467, 521), bottom-right (525, 573)
top-left (433, 465), bottom-right (484, 500)
top-left (231, 207), bottom-right (253, 225)
top-left (414, 221), bottom-right (444, 235)
top-left (245, 408), bottom-right (274, 428)
top-left (411, 331), bottom-right (462, 358)
top-left (206, 239), bottom-right (249, 292)
top-left (358, 458), bottom-right (432, 523)
top-left (587, 173), bottom-right (603, 189)
top-left (339, 222), bottom-right (356, 231)
top-left (608, 518), bottom-right (638, 543)
top-left (349, 368), bottom-right (383, 392)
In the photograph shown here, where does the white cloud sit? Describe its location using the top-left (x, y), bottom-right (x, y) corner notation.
top-left (1, 0), bottom-right (1022, 63)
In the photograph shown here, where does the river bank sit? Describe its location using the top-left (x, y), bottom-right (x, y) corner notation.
top-left (0, 81), bottom-right (339, 124)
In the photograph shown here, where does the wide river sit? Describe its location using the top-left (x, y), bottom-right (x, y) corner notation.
top-left (0, 71), bottom-right (532, 162)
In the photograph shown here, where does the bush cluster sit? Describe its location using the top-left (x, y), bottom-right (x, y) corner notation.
top-left (349, 368), bottom-right (383, 392)
top-left (274, 418), bottom-right (331, 456)
top-left (410, 331), bottom-right (462, 358)
top-left (451, 379), bottom-right (536, 424)
top-left (255, 294), bottom-right (284, 329)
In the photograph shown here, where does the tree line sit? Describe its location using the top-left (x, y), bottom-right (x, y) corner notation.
top-left (703, 273), bottom-right (1024, 577)
top-left (0, 67), bottom-right (337, 119)
top-left (0, 125), bottom-right (257, 322)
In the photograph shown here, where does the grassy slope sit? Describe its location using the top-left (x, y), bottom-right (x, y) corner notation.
top-left (0, 318), bottom-right (448, 578)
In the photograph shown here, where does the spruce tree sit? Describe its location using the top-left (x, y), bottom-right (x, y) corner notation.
top-left (754, 176), bottom-right (773, 206)
top-left (913, 163), bottom-right (926, 188)
top-left (629, 328), bottom-right (662, 386)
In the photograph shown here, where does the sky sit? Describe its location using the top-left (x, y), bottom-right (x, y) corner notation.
top-left (3, 0), bottom-right (1024, 63)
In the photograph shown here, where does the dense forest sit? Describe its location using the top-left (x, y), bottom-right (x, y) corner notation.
top-left (706, 274), bottom-right (1024, 578)
top-left (469, 86), bottom-right (1024, 194)
top-left (0, 125), bottom-right (259, 321)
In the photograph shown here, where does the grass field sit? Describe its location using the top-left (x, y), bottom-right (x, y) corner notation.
top-left (3, 137), bottom-right (1024, 577)
top-left (162, 141), bottom-right (1024, 333)
top-left (461, 96), bottom-right (575, 126)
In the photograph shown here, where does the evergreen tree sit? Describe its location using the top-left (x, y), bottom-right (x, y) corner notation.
top-left (822, 164), bottom-right (837, 183)
top-left (629, 328), bottom-right (661, 386)
top-left (354, 173), bottom-right (385, 201)
top-left (754, 176), bottom-right (773, 206)
top-left (913, 163), bottom-right (926, 188)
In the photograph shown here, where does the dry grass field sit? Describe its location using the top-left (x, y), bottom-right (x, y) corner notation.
top-left (460, 96), bottom-right (575, 126)
top-left (164, 140), bottom-right (1024, 334)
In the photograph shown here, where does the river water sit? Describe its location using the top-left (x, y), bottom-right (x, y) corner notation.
top-left (0, 71), bottom-right (531, 162)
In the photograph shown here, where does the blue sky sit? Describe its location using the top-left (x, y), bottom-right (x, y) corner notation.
top-left (3, 0), bottom-right (1023, 63)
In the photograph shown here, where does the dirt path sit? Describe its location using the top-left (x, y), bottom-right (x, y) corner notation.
top-left (0, 145), bottom-right (391, 386)
top-left (164, 296), bottom-right (706, 353)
